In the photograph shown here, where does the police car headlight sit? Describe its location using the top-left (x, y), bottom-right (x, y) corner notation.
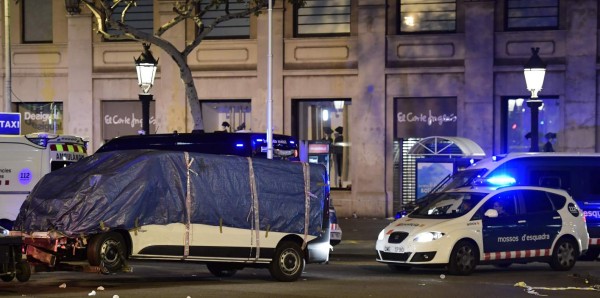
top-left (414, 232), bottom-right (444, 243)
top-left (377, 229), bottom-right (385, 241)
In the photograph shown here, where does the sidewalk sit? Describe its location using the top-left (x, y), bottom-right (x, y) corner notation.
top-left (329, 217), bottom-right (393, 260)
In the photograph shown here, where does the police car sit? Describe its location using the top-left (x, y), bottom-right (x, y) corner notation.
top-left (376, 184), bottom-right (589, 275)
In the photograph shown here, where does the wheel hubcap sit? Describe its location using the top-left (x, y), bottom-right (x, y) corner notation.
top-left (457, 246), bottom-right (474, 270)
top-left (557, 242), bottom-right (574, 266)
top-left (101, 239), bottom-right (120, 264)
top-left (280, 248), bottom-right (300, 275)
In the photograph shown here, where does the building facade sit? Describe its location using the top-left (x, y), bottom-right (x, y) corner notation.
top-left (0, 0), bottom-right (599, 217)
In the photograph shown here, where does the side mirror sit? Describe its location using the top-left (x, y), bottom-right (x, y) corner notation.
top-left (484, 209), bottom-right (499, 218)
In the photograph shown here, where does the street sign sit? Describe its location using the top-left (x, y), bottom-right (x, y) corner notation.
top-left (0, 113), bottom-right (21, 135)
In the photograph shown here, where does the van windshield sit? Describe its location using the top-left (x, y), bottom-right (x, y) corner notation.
top-left (410, 192), bottom-right (486, 219)
top-left (436, 168), bottom-right (488, 192)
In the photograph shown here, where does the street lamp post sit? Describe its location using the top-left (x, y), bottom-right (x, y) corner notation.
top-left (523, 47), bottom-right (547, 152)
top-left (134, 43), bottom-right (158, 135)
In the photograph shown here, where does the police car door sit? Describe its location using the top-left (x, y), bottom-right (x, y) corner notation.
top-left (517, 189), bottom-right (561, 251)
top-left (481, 190), bottom-right (528, 256)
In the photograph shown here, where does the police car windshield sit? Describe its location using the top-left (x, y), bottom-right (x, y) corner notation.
top-left (410, 192), bottom-right (487, 219)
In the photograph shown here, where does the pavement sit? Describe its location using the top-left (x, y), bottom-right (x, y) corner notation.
top-left (328, 217), bottom-right (394, 260)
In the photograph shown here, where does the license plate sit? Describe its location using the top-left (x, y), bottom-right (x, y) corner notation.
top-left (384, 245), bottom-right (405, 253)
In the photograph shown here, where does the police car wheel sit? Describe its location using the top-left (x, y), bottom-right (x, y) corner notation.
top-left (388, 264), bottom-right (412, 272)
top-left (206, 263), bottom-right (238, 277)
top-left (87, 232), bottom-right (127, 273)
top-left (448, 240), bottom-right (478, 276)
top-left (269, 241), bottom-right (305, 282)
top-left (550, 238), bottom-right (577, 271)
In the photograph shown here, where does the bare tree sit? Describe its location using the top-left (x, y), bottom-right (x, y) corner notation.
top-left (80, 0), bottom-right (305, 132)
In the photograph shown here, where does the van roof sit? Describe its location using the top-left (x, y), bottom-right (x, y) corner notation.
top-left (96, 132), bottom-right (298, 155)
top-left (470, 152), bottom-right (600, 170)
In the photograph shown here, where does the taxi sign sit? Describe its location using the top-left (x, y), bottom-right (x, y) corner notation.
top-left (0, 113), bottom-right (21, 135)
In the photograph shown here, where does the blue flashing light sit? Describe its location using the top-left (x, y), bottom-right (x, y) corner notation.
top-left (256, 138), bottom-right (264, 142)
top-left (492, 156), bottom-right (497, 161)
top-left (290, 140), bottom-right (295, 144)
top-left (235, 143), bottom-right (244, 148)
top-left (486, 175), bottom-right (516, 187)
top-left (469, 158), bottom-right (475, 165)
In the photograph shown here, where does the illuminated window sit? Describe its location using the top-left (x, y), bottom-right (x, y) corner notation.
top-left (506, 0), bottom-right (559, 30)
top-left (398, 0), bottom-right (456, 33)
top-left (23, 0), bottom-right (52, 43)
top-left (197, 0), bottom-right (250, 39)
top-left (503, 96), bottom-right (560, 153)
top-left (295, 0), bottom-right (351, 37)
top-left (16, 102), bottom-right (63, 134)
top-left (200, 100), bottom-right (251, 133)
top-left (293, 99), bottom-right (351, 190)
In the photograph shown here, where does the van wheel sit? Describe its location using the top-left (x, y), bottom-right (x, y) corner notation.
top-left (87, 232), bottom-right (127, 273)
top-left (15, 261), bottom-right (31, 282)
top-left (448, 240), bottom-right (478, 275)
top-left (550, 238), bottom-right (577, 271)
top-left (0, 273), bottom-right (14, 282)
top-left (206, 263), bottom-right (238, 277)
top-left (269, 241), bottom-right (304, 282)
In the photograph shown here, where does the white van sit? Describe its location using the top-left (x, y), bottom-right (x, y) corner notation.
top-left (422, 152), bottom-right (600, 259)
top-left (0, 133), bottom-right (87, 227)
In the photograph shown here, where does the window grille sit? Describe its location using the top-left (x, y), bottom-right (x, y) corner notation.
top-left (107, 0), bottom-right (154, 37)
top-left (506, 0), bottom-right (559, 30)
top-left (295, 0), bottom-right (351, 37)
top-left (398, 0), bottom-right (456, 33)
top-left (23, 0), bottom-right (52, 43)
top-left (197, 0), bottom-right (250, 39)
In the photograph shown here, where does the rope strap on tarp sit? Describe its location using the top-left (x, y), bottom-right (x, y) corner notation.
top-left (302, 162), bottom-right (311, 250)
top-left (182, 152), bottom-right (194, 260)
top-left (247, 157), bottom-right (261, 261)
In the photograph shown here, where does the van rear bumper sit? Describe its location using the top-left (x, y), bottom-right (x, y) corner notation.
top-left (306, 228), bottom-right (331, 264)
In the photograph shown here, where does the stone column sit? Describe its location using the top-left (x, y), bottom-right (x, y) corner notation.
top-left (463, 0), bottom-right (494, 155)
top-left (65, 13), bottom-right (93, 151)
top-left (155, 0), bottom-right (187, 134)
top-left (563, 0), bottom-right (598, 152)
top-left (255, 1), bottom-right (284, 133)
top-left (354, 0), bottom-right (386, 217)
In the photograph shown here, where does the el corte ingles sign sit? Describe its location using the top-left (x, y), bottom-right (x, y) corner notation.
top-left (394, 97), bottom-right (457, 138)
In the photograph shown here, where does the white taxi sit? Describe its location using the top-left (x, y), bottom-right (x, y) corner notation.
top-left (376, 185), bottom-right (589, 275)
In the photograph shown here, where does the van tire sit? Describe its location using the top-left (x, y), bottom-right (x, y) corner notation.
top-left (0, 273), bottom-right (14, 282)
top-left (269, 241), bottom-right (304, 282)
top-left (206, 263), bottom-right (238, 277)
top-left (15, 261), bottom-right (31, 282)
top-left (87, 232), bottom-right (126, 273)
top-left (550, 238), bottom-right (577, 271)
top-left (448, 240), bottom-right (478, 275)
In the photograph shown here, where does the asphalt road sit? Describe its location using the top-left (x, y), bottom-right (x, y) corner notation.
top-left (1, 218), bottom-right (599, 298)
